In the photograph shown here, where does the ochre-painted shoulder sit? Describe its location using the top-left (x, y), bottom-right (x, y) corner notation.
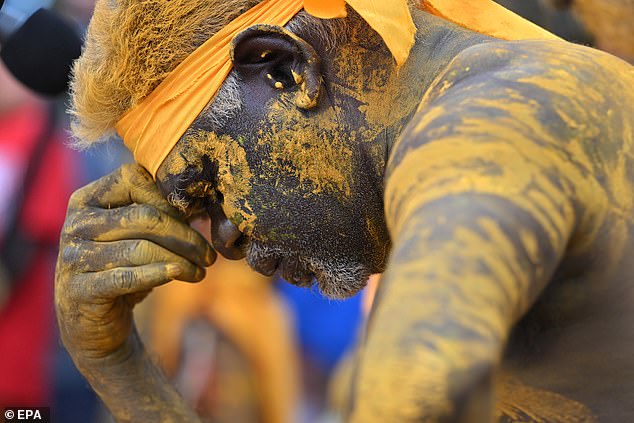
top-left (386, 39), bottom-right (634, 248)
top-left (388, 39), bottom-right (634, 178)
top-left (419, 39), bottom-right (634, 118)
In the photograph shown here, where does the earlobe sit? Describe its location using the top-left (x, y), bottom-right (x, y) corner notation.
top-left (231, 24), bottom-right (321, 110)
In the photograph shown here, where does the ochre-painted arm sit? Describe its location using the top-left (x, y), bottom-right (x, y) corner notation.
top-left (351, 193), bottom-right (571, 422)
top-left (348, 45), bottom-right (613, 422)
top-left (75, 330), bottom-right (203, 423)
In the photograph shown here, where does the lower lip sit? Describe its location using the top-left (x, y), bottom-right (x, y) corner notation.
top-left (288, 273), bottom-right (314, 286)
top-left (254, 258), bottom-right (279, 276)
top-left (253, 258), bottom-right (314, 284)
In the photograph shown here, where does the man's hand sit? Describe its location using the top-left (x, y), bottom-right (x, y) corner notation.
top-left (55, 163), bottom-right (215, 390)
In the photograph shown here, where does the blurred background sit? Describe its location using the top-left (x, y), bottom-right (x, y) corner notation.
top-left (0, 0), bottom-right (631, 422)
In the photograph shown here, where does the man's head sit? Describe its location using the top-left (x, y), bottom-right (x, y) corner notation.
top-left (155, 16), bottom-right (407, 298)
top-left (71, 0), bottom-right (424, 297)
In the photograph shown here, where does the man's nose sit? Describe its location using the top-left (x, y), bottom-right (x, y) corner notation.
top-left (208, 201), bottom-right (246, 260)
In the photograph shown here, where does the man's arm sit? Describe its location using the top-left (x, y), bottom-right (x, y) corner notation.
top-left (352, 194), bottom-right (571, 422)
top-left (55, 164), bottom-right (215, 422)
top-left (349, 44), bottom-right (610, 422)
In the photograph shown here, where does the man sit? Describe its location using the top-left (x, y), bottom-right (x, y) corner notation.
top-left (55, 0), bottom-right (634, 421)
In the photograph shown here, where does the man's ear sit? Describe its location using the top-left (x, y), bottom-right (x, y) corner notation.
top-left (231, 24), bottom-right (321, 110)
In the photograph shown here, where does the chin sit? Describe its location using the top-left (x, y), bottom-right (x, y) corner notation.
top-left (246, 239), bottom-right (372, 299)
top-left (309, 258), bottom-right (372, 299)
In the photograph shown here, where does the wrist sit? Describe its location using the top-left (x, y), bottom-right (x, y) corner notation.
top-left (72, 329), bottom-right (146, 380)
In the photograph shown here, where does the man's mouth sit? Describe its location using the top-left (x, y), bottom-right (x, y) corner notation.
top-left (168, 185), bottom-right (318, 286)
top-left (277, 256), bottom-right (315, 286)
top-left (200, 199), bottom-right (315, 285)
top-left (245, 241), bottom-right (315, 286)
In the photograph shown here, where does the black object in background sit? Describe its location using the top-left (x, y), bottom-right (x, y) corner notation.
top-left (0, 7), bottom-right (82, 96)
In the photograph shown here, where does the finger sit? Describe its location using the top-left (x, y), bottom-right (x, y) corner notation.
top-left (80, 262), bottom-right (205, 299)
top-left (63, 239), bottom-right (204, 276)
top-left (68, 164), bottom-right (181, 218)
top-left (66, 204), bottom-right (215, 267)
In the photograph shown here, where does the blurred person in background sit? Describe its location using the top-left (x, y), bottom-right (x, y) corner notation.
top-left (0, 35), bottom-right (76, 414)
top-left (145, 218), bottom-right (300, 423)
top-left (546, 0), bottom-right (634, 62)
top-left (0, 0), bottom-right (103, 420)
top-left (497, 0), bottom-right (633, 62)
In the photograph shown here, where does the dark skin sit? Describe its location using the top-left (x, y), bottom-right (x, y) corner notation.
top-left (56, 8), bottom-right (634, 423)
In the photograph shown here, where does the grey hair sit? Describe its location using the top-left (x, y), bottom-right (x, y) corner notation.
top-left (285, 10), bottom-right (357, 51)
top-left (193, 72), bottom-right (243, 131)
top-left (307, 256), bottom-right (370, 299)
top-left (246, 239), bottom-right (371, 299)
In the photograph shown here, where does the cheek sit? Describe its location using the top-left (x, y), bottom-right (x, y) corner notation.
top-left (259, 93), bottom-right (356, 200)
top-left (156, 131), bottom-right (258, 233)
top-left (202, 134), bottom-right (257, 234)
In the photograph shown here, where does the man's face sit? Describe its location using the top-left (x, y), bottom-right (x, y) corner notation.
top-left (156, 71), bottom-right (390, 298)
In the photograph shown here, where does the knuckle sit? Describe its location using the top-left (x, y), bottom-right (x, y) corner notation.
top-left (63, 212), bottom-right (83, 235)
top-left (67, 188), bottom-right (86, 209)
top-left (113, 269), bottom-right (137, 291)
top-left (117, 163), bottom-right (132, 180)
top-left (130, 239), bottom-right (156, 263)
top-left (133, 205), bottom-right (164, 232)
top-left (61, 244), bottom-right (82, 267)
top-left (64, 210), bottom-right (102, 238)
top-left (57, 272), bottom-right (86, 303)
top-left (122, 163), bottom-right (151, 186)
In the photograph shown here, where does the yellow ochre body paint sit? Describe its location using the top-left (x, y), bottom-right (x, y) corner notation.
top-left (350, 40), bottom-right (634, 422)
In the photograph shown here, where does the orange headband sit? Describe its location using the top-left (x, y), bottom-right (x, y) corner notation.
top-left (115, 0), bottom-right (416, 178)
top-left (116, 0), bottom-right (558, 178)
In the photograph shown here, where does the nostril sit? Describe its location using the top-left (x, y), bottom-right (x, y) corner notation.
top-left (208, 201), bottom-right (246, 260)
top-left (232, 232), bottom-right (247, 249)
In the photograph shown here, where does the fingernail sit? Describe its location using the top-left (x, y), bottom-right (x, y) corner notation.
top-left (205, 246), bottom-right (217, 266)
top-left (194, 266), bottom-right (206, 281)
top-left (166, 263), bottom-right (182, 278)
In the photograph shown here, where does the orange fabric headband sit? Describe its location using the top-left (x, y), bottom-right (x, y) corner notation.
top-left (115, 0), bottom-right (416, 178)
top-left (116, 0), bottom-right (558, 178)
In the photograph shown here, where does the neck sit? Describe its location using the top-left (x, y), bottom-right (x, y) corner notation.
top-left (386, 10), bottom-right (491, 147)
top-left (331, 10), bottom-right (491, 187)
